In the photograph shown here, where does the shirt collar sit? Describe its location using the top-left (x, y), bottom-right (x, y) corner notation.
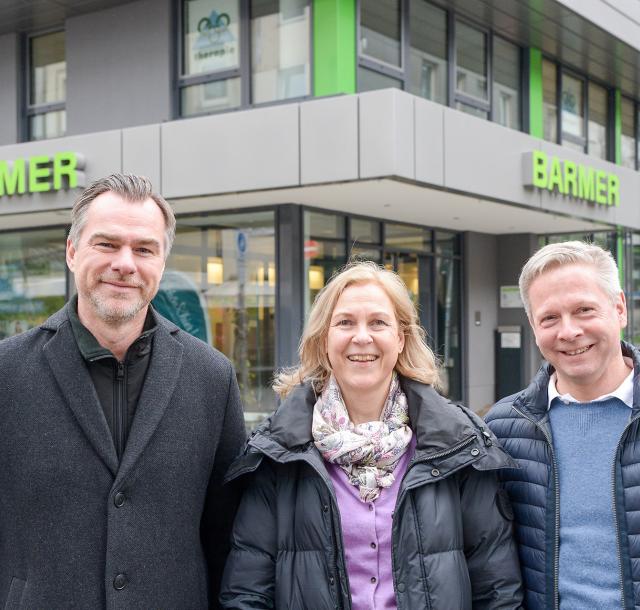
top-left (547, 358), bottom-right (634, 410)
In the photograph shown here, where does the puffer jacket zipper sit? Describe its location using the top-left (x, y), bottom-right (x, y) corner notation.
top-left (114, 360), bottom-right (126, 460)
top-left (511, 404), bottom-right (560, 610)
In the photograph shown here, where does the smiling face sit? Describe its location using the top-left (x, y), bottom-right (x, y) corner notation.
top-left (326, 282), bottom-right (405, 415)
top-left (528, 263), bottom-right (628, 401)
top-left (66, 191), bottom-right (166, 331)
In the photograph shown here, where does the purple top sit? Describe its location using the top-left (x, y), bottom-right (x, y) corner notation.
top-left (326, 436), bottom-right (416, 610)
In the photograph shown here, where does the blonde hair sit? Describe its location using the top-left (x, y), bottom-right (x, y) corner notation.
top-left (273, 261), bottom-right (441, 397)
top-left (519, 240), bottom-right (621, 316)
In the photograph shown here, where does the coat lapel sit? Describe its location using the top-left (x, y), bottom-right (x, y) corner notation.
top-left (43, 316), bottom-right (119, 476)
top-left (115, 322), bottom-right (184, 485)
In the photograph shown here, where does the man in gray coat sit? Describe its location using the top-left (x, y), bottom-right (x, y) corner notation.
top-left (0, 174), bottom-right (246, 609)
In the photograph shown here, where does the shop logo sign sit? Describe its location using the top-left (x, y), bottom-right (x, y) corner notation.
top-left (522, 150), bottom-right (619, 207)
top-left (194, 10), bottom-right (234, 60)
top-left (0, 152), bottom-right (85, 197)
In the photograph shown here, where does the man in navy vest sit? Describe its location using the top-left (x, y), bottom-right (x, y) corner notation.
top-left (486, 240), bottom-right (636, 609)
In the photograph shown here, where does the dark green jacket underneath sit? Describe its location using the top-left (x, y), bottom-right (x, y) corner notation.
top-left (221, 378), bottom-right (524, 609)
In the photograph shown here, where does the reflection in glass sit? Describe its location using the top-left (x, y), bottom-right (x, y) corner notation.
top-left (455, 101), bottom-right (488, 120)
top-left (543, 59), bottom-right (557, 142)
top-left (303, 240), bottom-right (347, 312)
top-left (437, 256), bottom-right (461, 400)
top-left (561, 73), bottom-right (585, 140)
top-left (358, 66), bottom-right (402, 92)
top-left (492, 37), bottom-right (520, 130)
top-left (350, 218), bottom-right (381, 244)
top-left (435, 231), bottom-right (459, 257)
top-left (455, 21), bottom-right (487, 102)
top-left (305, 211), bottom-right (345, 239)
top-left (160, 210), bottom-right (276, 425)
top-left (385, 223), bottom-right (431, 252)
top-left (360, 0), bottom-right (401, 67)
top-left (588, 82), bottom-right (608, 160)
top-left (182, 0), bottom-right (241, 76)
top-left (251, 0), bottom-right (310, 104)
top-left (396, 253), bottom-right (419, 309)
top-left (621, 97), bottom-right (636, 169)
top-left (29, 110), bottom-right (66, 141)
top-left (180, 78), bottom-right (242, 116)
top-left (30, 31), bottom-right (66, 105)
top-left (0, 229), bottom-right (67, 339)
top-left (408, 0), bottom-right (446, 104)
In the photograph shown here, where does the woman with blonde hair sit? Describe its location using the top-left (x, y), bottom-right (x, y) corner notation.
top-left (221, 261), bottom-right (522, 609)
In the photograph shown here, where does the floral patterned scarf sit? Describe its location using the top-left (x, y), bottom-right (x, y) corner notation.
top-left (312, 372), bottom-right (413, 502)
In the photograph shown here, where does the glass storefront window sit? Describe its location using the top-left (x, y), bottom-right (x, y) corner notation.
top-left (492, 37), bottom-right (520, 130)
top-left (543, 59), bottom-right (557, 143)
top-left (561, 73), bottom-right (585, 145)
top-left (621, 97), bottom-right (636, 169)
top-left (305, 210), bottom-right (345, 239)
top-left (588, 82), bottom-right (608, 160)
top-left (350, 218), bottom-right (381, 244)
top-left (28, 31), bottom-right (66, 140)
top-left (385, 223), bottom-right (431, 251)
top-left (408, 0), bottom-right (447, 104)
top-left (251, 0), bottom-right (311, 104)
top-left (0, 228), bottom-right (67, 338)
top-left (182, 0), bottom-right (241, 76)
top-left (180, 78), bottom-right (242, 115)
top-left (30, 31), bottom-right (66, 106)
top-left (435, 231), bottom-right (460, 257)
top-left (436, 256), bottom-right (461, 400)
top-left (358, 66), bottom-right (402, 92)
top-left (158, 210), bottom-right (276, 422)
top-left (29, 110), bottom-right (67, 142)
top-left (455, 21), bottom-right (487, 103)
top-left (359, 0), bottom-right (402, 68)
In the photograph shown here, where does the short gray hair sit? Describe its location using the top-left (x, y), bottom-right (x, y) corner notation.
top-left (68, 173), bottom-right (176, 258)
top-left (519, 240), bottom-right (622, 315)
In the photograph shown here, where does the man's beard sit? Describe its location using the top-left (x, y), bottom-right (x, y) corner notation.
top-left (87, 276), bottom-right (148, 325)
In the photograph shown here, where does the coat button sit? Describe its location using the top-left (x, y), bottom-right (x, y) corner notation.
top-left (431, 468), bottom-right (440, 477)
top-left (114, 492), bottom-right (126, 508)
top-left (113, 573), bottom-right (127, 590)
top-left (470, 448), bottom-right (480, 456)
top-left (329, 576), bottom-right (335, 585)
top-left (370, 577), bottom-right (377, 584)
top-left (397, 582), bottom-right (406, 592)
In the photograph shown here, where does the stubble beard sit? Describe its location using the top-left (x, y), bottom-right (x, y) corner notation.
top-left (86, 278), bottom-right (149, 326)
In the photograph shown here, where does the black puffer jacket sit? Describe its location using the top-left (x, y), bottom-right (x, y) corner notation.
top-left (220, 378), bottom-right (523, 609)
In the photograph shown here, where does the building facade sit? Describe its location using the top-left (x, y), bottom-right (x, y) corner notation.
top-left (2, 0), bottom-right (640, 423)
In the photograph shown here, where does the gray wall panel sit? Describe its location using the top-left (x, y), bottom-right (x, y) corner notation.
top-left (414, 97), bottom-right (444, 186)
top-left (161, 104), bottom-right (300, 198)
top-left (0, 130), bottom-right (122, 215)
top-left (359, 89), bottom-right (414, 180)
top-left (66, 0), bottom-right (172, 135)
top-left (122, 124), bottom-right (161, 190)
top-left (464, 231), bottom-right (498, 413)
top-left (0, 33), bottom-right (19, 145)
top-left (300, 95), bottom-right (358, 185)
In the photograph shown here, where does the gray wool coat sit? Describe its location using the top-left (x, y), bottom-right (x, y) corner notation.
top-left (0, 304), bottom-right (246, 610)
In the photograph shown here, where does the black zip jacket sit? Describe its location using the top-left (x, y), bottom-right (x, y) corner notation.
top-left (220, 378), bottom-right (524, 609)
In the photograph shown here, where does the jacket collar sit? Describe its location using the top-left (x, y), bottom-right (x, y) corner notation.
top-left (263, 376), bottom-right (488, 455)
top-left (513, 340), bottom-right (640, 421)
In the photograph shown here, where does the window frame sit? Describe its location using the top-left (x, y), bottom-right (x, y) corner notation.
top-left (356, 0), bottom-right (523, 131)
top-left (25, 28), bottom-right (66, 141)
top-left (177, 0), bottom-right (313, 119)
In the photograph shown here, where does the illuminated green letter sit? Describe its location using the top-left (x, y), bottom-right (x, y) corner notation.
top-left (578, 165), bottom-right (595, 201)
top-left (595, 171), bottom-right (608, 205)
top-left (548, 156), bottom-right (564, 193)
top-left (532, 150), bottom-right (547, 188)
top-left (53, 152), bottom-right (78, 190)
top-left (0, 159), bottom-right (26, 196)
top-left (28, 155), bottom-right (52, 193)
top-left (563, 161), bottom-right (577, 197)
top-left (608, 174), bottom-right (620, 207)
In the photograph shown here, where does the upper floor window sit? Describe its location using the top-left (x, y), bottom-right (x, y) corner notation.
top-left (543, 59), bottom-right (610, 160)
top-left (620, 96), bottom-right (637, 169)
top-left (28, 31), bottom-right (66, 141)
top-left (358, 0), bottom-right (522, 131)
top-left (179, 0), bottom-right (310, 118)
